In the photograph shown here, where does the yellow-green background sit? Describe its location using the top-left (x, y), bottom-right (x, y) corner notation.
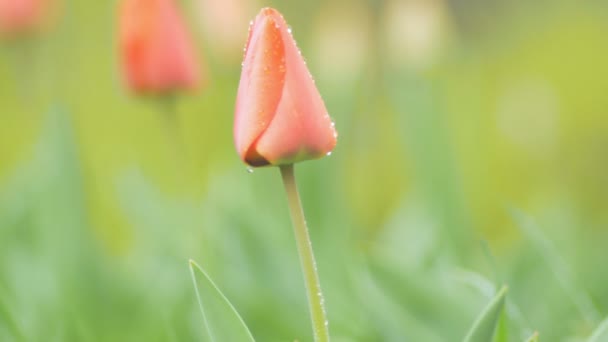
top-left (1, 0), bottom-right (607, 340)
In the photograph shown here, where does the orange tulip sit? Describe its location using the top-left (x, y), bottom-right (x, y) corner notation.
top-left (0, 0), bottom-right (50, 36)
top-left (118, 0), bottom-right (200, 95)
top-left (234, 8), bottom-right (337, 167)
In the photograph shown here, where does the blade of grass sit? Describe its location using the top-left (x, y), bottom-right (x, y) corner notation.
top-left (452, 268), bottom-right (530, 340)
top-left (189, 260), bottom-right (255, 342)
top-left (463, 285), bottom-right (508, 342)
top-left (511, 209), bottom-right (599, 323)
top-left (587, 316), bottom-right (608, 342)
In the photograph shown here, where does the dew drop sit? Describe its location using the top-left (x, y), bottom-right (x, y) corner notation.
top-left (287, 26), bottom-right (292, 34)
top-left (326, 151), bottom-right (332, 156)
top-left (246, 167), bottom-right (254, 174)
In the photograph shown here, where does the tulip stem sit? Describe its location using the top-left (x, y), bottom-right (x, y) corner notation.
top-left (158, 94), bottom-right (186, 158)
top-left (159, 94), bottom-right (180, 140)
top-left (280, 164), bottom-right (330, 342)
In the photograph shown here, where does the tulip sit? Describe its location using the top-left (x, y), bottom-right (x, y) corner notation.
top-left (118, 0), bottom-right (200, 94)
top-left (234, 7), bottom-right (337, 167)
top-left (233, 8), bottom-right (334, 342)
top-left (0, 0), bottom-right (51, 36)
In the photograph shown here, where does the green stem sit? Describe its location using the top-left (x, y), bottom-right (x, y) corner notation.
top-left (159, 93), bottom-right (180, 144)
top-left (279, 164), bottom-right (330, 342)
top-left (157, 94), bottom-right (186, 161)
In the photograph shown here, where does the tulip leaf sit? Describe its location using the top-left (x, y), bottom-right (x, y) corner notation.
top-left (524, 331), bottom-right (539, 342)
top-left (189, 260), bottom-right (255, 342)
top-left (463, 285), bottom-right (508, 342)
top-left (587, 316), bottom-right (608, 342)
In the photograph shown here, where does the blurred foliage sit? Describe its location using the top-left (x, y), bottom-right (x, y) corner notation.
top-left (1, 0), bottom-right (608, 341)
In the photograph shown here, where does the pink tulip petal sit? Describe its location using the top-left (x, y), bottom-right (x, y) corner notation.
top-left (253, 10), bottom-right (336, 165)
top-left (234, 10), bottom-right (286, 165)
top-left (233, 7), bottom-right (337, 167)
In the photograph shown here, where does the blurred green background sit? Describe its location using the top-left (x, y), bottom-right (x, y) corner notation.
top-left (1, 0), bottom-right (608, 341)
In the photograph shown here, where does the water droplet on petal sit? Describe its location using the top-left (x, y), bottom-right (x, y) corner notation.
top-left (326, 151), bottom-right (332, 156)
top-left (287, 26), bottom-right (292, 34)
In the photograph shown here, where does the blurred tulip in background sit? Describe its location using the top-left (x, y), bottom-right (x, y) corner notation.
top-left (118, 0), bottom-right (201, 94)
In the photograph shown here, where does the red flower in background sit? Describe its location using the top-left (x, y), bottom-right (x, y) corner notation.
top-left (119, 0), bottom-right (200, 95)
top-left (0, 0), bottom-right (51, 36)
top-left (234, 8), bottom-right (337, 167)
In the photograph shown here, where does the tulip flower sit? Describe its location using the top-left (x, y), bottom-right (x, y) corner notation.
top-left (118, 0), bottom-right (200, 94)
top-left (0, 0), bottom-right (51, 36)
top-left (233, 7), bottom-right (335, 342)
top-left (234, 7), bottom-right (337, 167)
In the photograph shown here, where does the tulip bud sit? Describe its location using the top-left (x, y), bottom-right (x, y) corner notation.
top-left (234, 8), bottom-right (337, 167)
top-left (0, 0), bottom-right (52, 37)
top-left (118, 0), bottom-right (200, 95)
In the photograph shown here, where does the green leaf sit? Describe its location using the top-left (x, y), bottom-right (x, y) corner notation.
top-left (523, 331), bottom-right (539, 342)
top-left (189, 260), bottom-right (255, 342)
top-left (587, 317), bottom-right (608, 342)
top-left (463, 286), bottom-right (508, 342)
